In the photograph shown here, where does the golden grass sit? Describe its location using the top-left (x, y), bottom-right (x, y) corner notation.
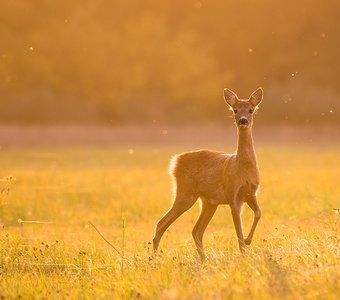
top-left (0, 146), bottom-right (339, 299)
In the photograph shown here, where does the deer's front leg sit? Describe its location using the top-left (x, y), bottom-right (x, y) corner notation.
top-left (244, 196), bottom-right (261, 245)
top-left (230, 202), bottom-right (246, 253)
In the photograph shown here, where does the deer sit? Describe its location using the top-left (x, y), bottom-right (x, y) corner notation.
top-left (152, 88), bottom-right (263, 260)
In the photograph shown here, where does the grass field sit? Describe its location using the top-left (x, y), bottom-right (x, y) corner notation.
top-left (0, 144), bottom-right (339, 299)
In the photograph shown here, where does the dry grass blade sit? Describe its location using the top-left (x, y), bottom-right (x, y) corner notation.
top-left (88, 221), bottom-right (121, 255)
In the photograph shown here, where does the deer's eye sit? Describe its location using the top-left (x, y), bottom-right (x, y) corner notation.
top-left (249, 109), bottom-right (253, 114)
top-left (234, 110), bottom-right (238, 114)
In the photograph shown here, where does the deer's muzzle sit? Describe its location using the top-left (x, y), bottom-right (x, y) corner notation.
top-left (238, 117), bottom-right (249, 127)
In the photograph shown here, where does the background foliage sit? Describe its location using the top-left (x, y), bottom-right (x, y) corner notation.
top-left (1, 0), bottom-right (339, 123)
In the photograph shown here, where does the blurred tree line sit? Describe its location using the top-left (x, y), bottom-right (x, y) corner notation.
top-left (0, 0), bottom-right (339, 124)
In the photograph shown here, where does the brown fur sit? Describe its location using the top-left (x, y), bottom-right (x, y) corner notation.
top-left (153, 88), bottom-right (263, 259)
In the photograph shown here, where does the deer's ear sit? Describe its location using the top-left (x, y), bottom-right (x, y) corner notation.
top-left (223, 88), bottom-right (238, 108)
top-left (249, 87), bottom-right (263, 107)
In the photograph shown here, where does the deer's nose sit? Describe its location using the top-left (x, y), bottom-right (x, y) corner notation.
top-left (238, 117), bottom-right (249, 126)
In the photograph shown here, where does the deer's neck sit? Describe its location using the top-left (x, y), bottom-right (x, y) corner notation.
top-left (235, 128), bottom-right (257, 166)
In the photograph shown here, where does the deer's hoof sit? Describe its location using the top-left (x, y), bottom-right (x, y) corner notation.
top-left (239, 243), bottom-right (246, 253)
top-left (196, 249), bottom-right (206, 262)
top-left (199, 253), bottom-right (206, 262)
top-left (244, 238), bottom-right (252, 245)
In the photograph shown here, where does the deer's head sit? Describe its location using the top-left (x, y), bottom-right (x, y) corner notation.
top-left (223, 88), bottom-right (263, 130)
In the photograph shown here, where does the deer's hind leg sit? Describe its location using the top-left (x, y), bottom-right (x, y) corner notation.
top-left (153, 188), bottom-right (197, 252)
top-left (244, 196), bottom-right (261, 245)
top-left (192, 199), bottom-right (217, 260)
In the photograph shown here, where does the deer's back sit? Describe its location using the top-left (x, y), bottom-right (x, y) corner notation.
top-left (169, 150), bottom-right (233, 204)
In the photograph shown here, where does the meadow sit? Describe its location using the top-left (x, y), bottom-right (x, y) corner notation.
top-left (0, 141), bottom-right (339, 299)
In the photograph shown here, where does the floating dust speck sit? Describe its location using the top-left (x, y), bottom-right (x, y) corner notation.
top-left (248, 48), bottom-right (253, 53)
top-left (162, 129), bottom-right (168, 135)
top-left (29, 47), bottom-right (34, 51)
top-left (195, 1), bottom-right (202, 9)
top-left (128, 149), bottom-right (134, 154)
top-left (329, 109), bottom-right (333, 113)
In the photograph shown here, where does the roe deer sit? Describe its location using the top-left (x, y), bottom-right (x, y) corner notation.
top-left (152, 88), bottom-right (263, 259)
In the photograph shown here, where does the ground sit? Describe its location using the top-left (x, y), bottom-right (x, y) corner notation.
top-left (0, 141), bottom-right (339, 299)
